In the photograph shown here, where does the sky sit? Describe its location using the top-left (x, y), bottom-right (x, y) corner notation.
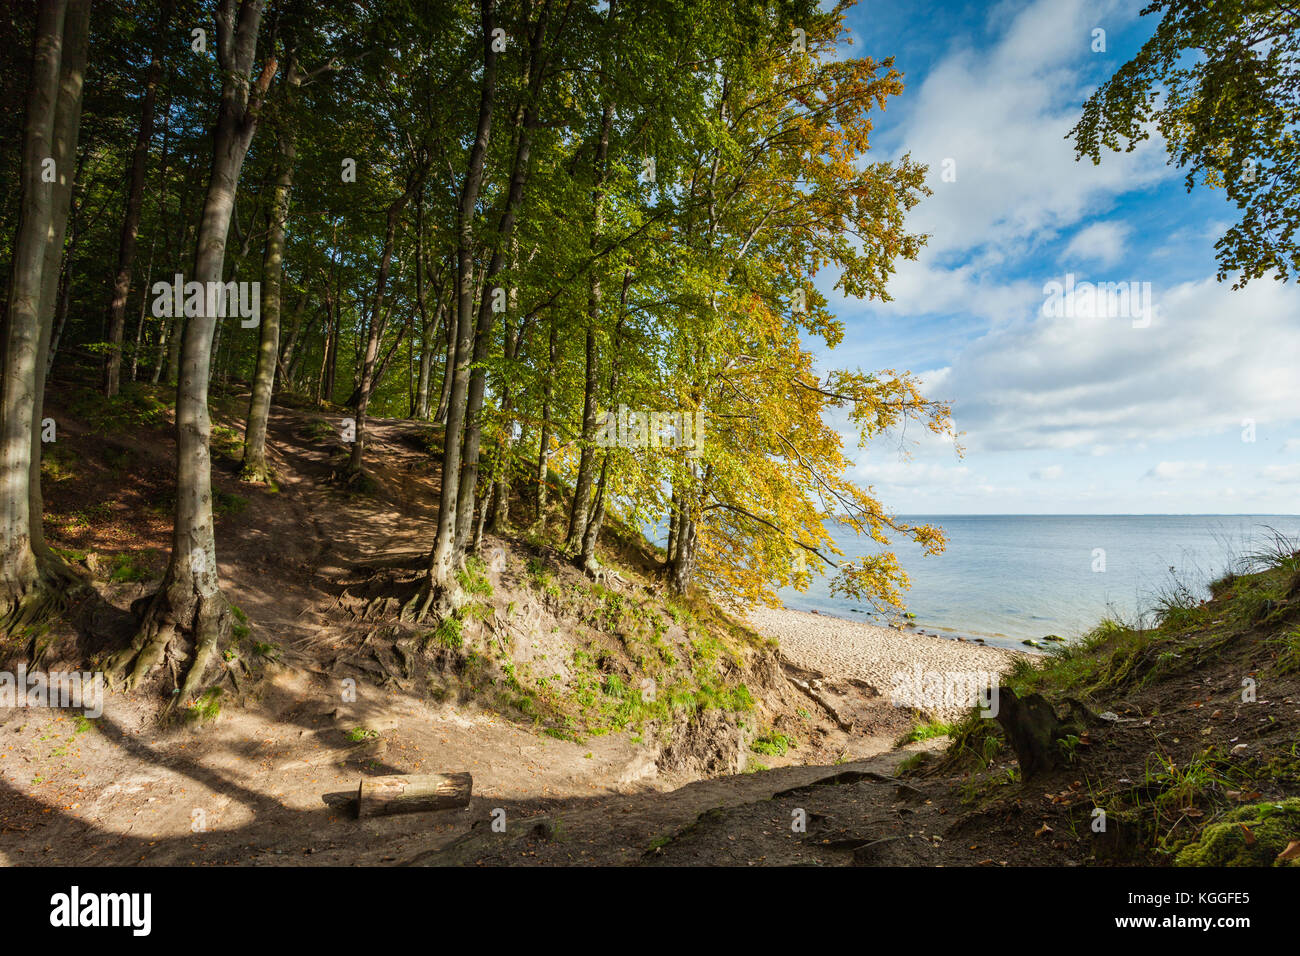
top-left (813, 0), bottom-right (1300, 515)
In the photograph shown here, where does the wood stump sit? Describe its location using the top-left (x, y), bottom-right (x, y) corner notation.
top-left (994, 688), bottom-right (1097, 780)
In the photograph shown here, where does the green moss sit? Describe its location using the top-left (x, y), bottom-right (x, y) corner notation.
top-left (214, 489), bottom-right (249, 518)
top-left (751, 731), bottom-right (795, 756)
top-left (1175, 799), bottom-right (1300, 866)
top-left (108, 550), bottom-right (158, 583)
top-left (896, 718), bottom-right (955, 745)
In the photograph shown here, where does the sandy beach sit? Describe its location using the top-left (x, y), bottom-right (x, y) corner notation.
top-left (746, 606), bottom-right (1022, 715)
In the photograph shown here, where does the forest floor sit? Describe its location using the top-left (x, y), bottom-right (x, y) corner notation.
top-left (6, 378), bottom-right (1295, 867)
top-left (0, 378), bottom-right (950, 865)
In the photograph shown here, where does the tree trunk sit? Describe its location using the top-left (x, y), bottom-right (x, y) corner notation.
top-left (566, 323), bottom-right (601, 549)
top-left (29, 0), bottom-right (89, 570)
top-left (355, 772), bottom-right (472, 818)
top-left (433, 300), bottom-right (454, 424)
top-left (453, 0), bottom-right (553, 553)
top-left (110, 0), bottom-right (273, 702)
top-left (45, 172), bottom-right (82, 379)
top-left (103, 0), bottom-right (167, 398)
top-left (993, 689), bottom-right (1097, 780)
top-left (565, 102), bottom-right (614, 553)
top-left (241, 114), bottom-right (296, 483)
top-left (423, 0), bottom-right (499, 607)
top-left (671, 511), bottom-right (697, 593)
top-left (579, 454), bottom-right (609, 570)
top-left (666, 486), bottom-right (678, 564)
top-left (128, 233), bottom-right (156, 382)
top-left (534, 313), bottom-right (556, 525)
top-left (1, 0), bottom-right (85, 621)
top-left (576, 274), bottom-right (629, 570)
top-left (347, 176), bottom-right (418, 478)
top-left (416, 308), bottom-right (436, 420)
top-left (276, 291), bottom-right (309, 388)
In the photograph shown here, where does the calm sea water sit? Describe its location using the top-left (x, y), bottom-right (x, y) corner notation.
top-left (776, 515), bottom-right (1300, 650)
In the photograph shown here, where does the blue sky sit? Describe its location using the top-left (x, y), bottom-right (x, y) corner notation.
top-left (815, 0), bottom-right (1300, 514)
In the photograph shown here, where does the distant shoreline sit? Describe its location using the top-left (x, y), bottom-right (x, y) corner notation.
top-left (744, 605), bottom-right (1023, 716)
top-left (774, 600), bottom-right (1038, 652)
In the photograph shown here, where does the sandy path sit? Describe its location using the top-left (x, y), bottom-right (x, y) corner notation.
top-left (745, 606), bottom-right (1021, 717)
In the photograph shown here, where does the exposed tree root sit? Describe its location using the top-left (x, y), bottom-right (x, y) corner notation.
top-left (108, 586), bottom-right (232, 707)
top-left (238, 460), bottom-right (275, 484)
top-left (1, 560), bottom-right (85, 657)
top-left (399, 573), bottom-right (465, 624)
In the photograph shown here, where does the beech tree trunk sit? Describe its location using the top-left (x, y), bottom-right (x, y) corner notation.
top-left (110, 0), bottom-right (273, 701)
top-left (276, 291), bottom-right (309, 388)
top-left (454, 0), bottom-right (553, 553)
top-left (30, 0), bottom-right (89, 569)
top-left (128, 234), bottom-right (155, 382)
top-left (433, 300), bottom-right (454, 424)
top-left (534, 313), bottom-right (556, 524)
top-left (103, 0), bottom-right (167, 398)
top-left (413, 198), bottom-right (435, 420)
top-left (242, 108), bottom-right (296, 483)
top-left (425, 0), bottom-right (499, 602)
top-left (565, 102), bottom-right (613, 553)
top-left (1, 0), bottom-right (87, 619)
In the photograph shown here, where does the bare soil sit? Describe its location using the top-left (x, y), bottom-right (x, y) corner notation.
top-left (1, 381), bottom-right (952, 865)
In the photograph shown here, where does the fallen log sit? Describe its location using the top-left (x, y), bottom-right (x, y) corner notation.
top-left (355, 772), bottom-right (473, 819)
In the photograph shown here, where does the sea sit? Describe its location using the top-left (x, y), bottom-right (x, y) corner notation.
top-left (774, 515), bottom-right (1300, 651)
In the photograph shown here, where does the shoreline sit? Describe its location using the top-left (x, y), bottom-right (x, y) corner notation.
top-left (774, 601), bottom-right (1039, 652)
top-left (744, 605), bottom-right (1024, 717)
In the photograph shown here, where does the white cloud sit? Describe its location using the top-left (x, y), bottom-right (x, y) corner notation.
top-left (853, 460), bottom-right (971, 486)
top-left (1062, 222), bottom-right (1131, 267)
top-left (1032, 464), bottom-right (1065, 480)
top-left (1144, 461), bottom-right (1209, 481)
top-left (929, 276), bottom-right (1300, 452)
top-left (881, 0), bottom-right (1169, 264)
top-left (1259, 463), bottom-right (1300, 484)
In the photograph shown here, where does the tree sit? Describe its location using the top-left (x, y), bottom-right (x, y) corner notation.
top-left (1070, 0), bottom-right (1300, 287)
top-left (242, 3), bottom-right (342, 483)
top-left (103, 0), bottom-right (170, 398)
top-left (109, 0), bottom-right (275, 700)
top-left (1, 0), bottom-right (90, 627)
top-left (421, 0), bottom-right (501, 609)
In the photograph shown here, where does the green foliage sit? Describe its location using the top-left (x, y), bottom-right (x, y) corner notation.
top-left (1070, 1), bottom-right (1300, 286)
top-left (456, 556), bottom-right (493, 599)
top-left (213, 489), bottom-right (249, 519)
top-left (896, 719), bottom-right (955, 746)
top-left (429, 615), bottom-right (463, 650)
top-left (751, 731), bottom-right (795, 756)
top-left (186, 688), bottom-right (222, 724)
top-left (67, 385), bottom-right (171, 434)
